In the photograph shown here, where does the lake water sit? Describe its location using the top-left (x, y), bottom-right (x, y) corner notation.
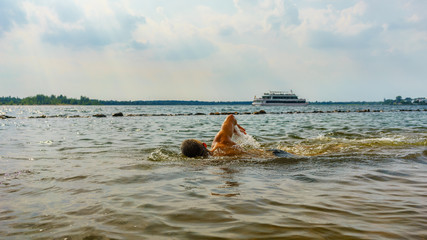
top-left (1, 105), bottom-right (426, 239)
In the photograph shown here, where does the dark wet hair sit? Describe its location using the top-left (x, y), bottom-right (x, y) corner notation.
top-left (181, 139), bottom-right (209, 158)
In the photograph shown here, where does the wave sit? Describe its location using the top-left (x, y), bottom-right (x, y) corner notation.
top-left (276, 134), bottom-right (426, 157)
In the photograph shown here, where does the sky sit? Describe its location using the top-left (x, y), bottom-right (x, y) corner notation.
top-left (0, 0), bottom-right (426, 101)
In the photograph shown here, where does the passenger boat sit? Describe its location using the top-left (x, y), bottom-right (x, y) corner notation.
top-left (252, 90), bottom-right (308, 106)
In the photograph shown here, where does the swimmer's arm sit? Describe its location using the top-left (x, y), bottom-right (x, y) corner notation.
top-left (220, 115), bottom-right (237, 137)
top-left (223, 115), bottom-right (246, 135)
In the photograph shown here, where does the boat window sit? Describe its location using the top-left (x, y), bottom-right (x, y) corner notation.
top-left (266, 100), bottom-right (306, 104)
top-left (272, 96), bottom-right (298, 99)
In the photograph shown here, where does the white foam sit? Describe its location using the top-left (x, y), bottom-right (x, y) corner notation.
top-left (149, 149), bottom-right (169, 161)
top-left (232, 125), bottom-right (261, 149)
top-left (359, 136), bottom-right (406, 143)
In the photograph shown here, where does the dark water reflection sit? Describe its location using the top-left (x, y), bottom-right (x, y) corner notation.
top-left (1, 105), bottom-right (426, 239)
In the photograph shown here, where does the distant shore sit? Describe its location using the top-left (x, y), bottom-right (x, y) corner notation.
top-left (0, 95), bottom-right (252, 105)
top-left (1, 94), bottom-right (425, 106)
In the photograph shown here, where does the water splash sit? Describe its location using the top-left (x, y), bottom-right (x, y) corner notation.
top-left (148, 149), bottom-right (171, 161)
top-left (232, 125), bottom-right (261, 149)
top-left (148, 148), bottom-right (183, 162)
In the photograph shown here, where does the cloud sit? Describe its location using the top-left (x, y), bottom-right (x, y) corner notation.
top-left (0, 0), bottom-right (27, 35)
top-left (129, 40), bottom-right (148, 50)
top-left (295, 1), bottom-right (372, 36)
top-left (164, 37), bottom-right (217, 61)
top-left (233, 0), bottom-right (260, 12)
top-left (218, 26), bottom-right (236, 37)
top-left (132, 13), bottom-right (218, 61)
top-left (50, 1), bottom-right (84, 23)
top-left (266, 0), bottom-right (300, 31)
top-left (37, 1), bottom-right (146, 48)
top-left (307, 27), bottom-right (381, 50)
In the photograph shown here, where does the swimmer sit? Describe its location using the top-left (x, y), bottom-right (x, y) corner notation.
top-left (181, 114), bottom-right (244, 157)
top-left (181, 114), bottom-right (291, 158)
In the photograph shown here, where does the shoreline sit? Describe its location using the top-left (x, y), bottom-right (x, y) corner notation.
top-left (2, 94), bottom-right (426, 106)
top-left (1, 102), bottom-right (425, 106)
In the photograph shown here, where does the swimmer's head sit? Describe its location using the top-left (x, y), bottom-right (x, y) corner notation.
top-left (181, 139), bottom-right (209, 158)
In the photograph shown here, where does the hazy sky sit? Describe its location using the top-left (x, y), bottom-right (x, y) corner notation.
top-left (1, 0), bottom-right (426, 101)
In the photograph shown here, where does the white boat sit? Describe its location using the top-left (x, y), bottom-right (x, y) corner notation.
top-left (252, 90), bottom-right (308, 106)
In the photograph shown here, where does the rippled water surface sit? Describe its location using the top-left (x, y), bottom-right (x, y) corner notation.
top-left (1, 105), bottom-right (426, 239)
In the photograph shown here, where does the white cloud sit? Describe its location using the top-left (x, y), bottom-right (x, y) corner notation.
top-left (20, 0), bottom-right (146, 48)
top-left (335, 1), bottom-right (370, 35)
top-left (22, 2), bottom-right (83, 32)
top-left (132, 15), bottom-right (218, 61)
top-left (290, 1), bottom-right (372, 47)
top-left (407, 14), bottom-right (421, 23)
top-left (0, 1), bottom-right (27, 35)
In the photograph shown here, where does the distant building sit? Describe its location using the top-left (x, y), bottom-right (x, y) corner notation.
top-left (413, 97), bottom-right (427, 104)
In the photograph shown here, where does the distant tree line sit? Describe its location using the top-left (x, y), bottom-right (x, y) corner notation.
top-left (383, 96), bottom-right (426, 105)
top-left (0, 95), bottom-right (101, 105)
top-left (310, 101), bottom-right (381, 105)
top-left (308, 96), bottom-right (426, 105)
top-left (100, 100), bottom-right (252, 105)
top-left (0, 94), bottom-right (252, 105)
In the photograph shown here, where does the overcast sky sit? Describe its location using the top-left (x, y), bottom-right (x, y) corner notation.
top-left (0, 0), bottom-right (426, 101)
